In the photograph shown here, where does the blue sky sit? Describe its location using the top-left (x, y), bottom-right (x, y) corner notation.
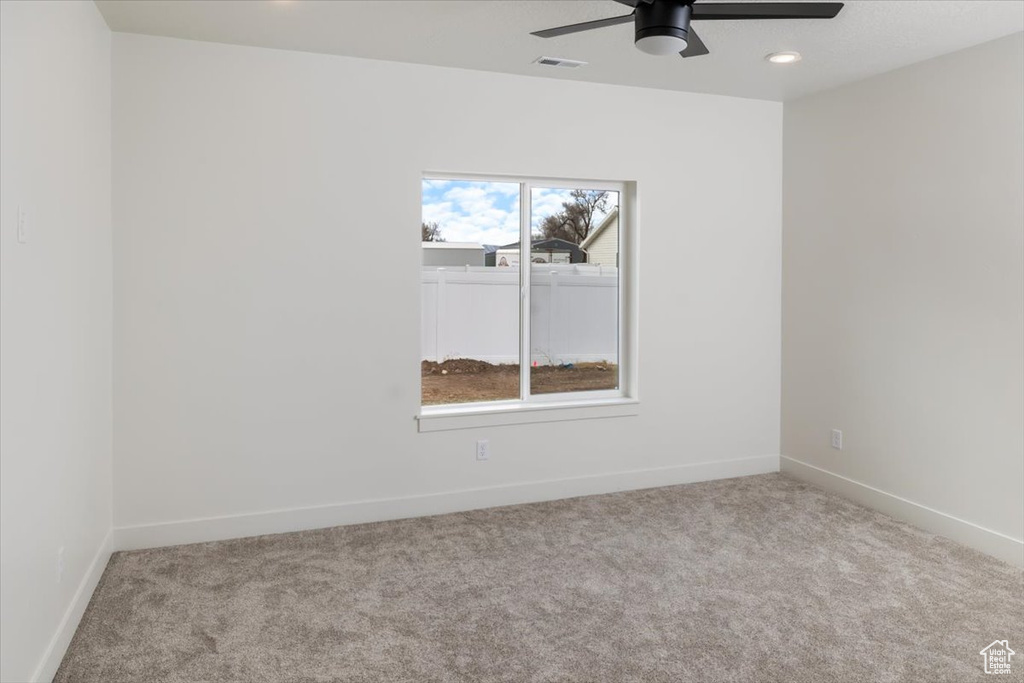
top-left (422, 179), bottom-right (616, 246)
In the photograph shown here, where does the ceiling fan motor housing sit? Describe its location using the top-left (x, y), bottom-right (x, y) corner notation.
top-left (635, 1), bottom-right (693, 48)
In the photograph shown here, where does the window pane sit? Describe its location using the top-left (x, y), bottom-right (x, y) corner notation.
top-left (530, 187), bottom-right (619, 395)
top-left (421, 179), bottom-right (521, 405)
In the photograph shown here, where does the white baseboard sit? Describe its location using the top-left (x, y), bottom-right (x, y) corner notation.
top-left (114, 454), bottom-right (780, 551)
top-left (781, 456), bottom-right (1024, 568)
top-left (32, 528), bottom-right (113, 683)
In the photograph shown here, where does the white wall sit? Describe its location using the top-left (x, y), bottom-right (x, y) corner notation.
top-left (782, 33), bottom-right (1024, 565)
top-left (112, 34), bottom-right (782, 545)
top-left (0, 2), bottom-right (113, 681)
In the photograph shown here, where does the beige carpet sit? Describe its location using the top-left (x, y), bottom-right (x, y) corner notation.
top-left (56, 474), bottom-right (1023, 682)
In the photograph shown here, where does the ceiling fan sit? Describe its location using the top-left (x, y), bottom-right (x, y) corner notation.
top-left (531, 0), bottom-right (844, 58)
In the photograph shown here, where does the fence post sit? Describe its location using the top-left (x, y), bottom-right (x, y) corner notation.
top-left (436, 268), bottom-right (446, 363)
top-left (548, 270), bottom-right (558, 365)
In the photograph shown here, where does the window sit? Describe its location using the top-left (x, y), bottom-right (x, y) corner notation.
top-left (419, 174), bottom-right (636, 429)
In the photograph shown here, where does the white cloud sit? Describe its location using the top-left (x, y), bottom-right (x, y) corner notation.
top-left (422, 181), bottom-right (521, 245)
top-left (422, 181), bottom-right (618, 246)
top-left (422, 179), bottom-right (452, 191)
top-left (531, 188), bottom-right (571, 229)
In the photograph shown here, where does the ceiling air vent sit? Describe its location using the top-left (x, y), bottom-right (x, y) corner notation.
top-left (533, 56), bottom-right (588, 69)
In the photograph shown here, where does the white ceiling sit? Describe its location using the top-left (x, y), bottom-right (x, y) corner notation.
top-left (95, 0), bottom-right (1024, 101)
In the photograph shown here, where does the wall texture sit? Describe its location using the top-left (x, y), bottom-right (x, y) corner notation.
top-left (782, 33), bottom-right (1024, 565)
top-left (0, 2), bottom-right (113, 681)
top-left (111, 34), bottom-right (782, 545)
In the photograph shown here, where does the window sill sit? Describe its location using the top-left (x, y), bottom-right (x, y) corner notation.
top-left (417, 398), bottom-right (639, 433)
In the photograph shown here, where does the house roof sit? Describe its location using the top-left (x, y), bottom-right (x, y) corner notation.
top-left (580, 207), bottom-right (619, 251)
top-left (498, 238), bottom-right (580, 252)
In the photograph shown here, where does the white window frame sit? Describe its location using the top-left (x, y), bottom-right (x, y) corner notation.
top-left (417, 172), bottom-right (639, 432)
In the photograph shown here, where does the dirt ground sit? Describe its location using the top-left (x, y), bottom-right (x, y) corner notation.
top-left (422, 359), bottom-right (618, 405)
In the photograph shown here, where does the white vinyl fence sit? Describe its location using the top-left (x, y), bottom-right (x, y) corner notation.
top-left (422, 265), bottom-right (618, 365)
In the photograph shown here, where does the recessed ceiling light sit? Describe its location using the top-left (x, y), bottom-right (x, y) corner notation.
top-left (766, 51), bottom-right (802, 64)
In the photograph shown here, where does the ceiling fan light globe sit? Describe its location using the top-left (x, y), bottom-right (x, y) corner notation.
top-left (635, 34), bottom-right (688, 56)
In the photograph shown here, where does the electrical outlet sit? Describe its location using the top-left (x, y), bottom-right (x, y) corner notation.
top-left (56, 546), bottom-right (65, 583)
top-left (476, 439), bottom-right (490, 461)
top-left (831, 429), bottom-right (843, 450)
top-left (17, 206), bottom-right (30, 244)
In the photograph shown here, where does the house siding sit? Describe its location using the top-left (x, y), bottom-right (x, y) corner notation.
top-left (585, 214), bottom-right (619, 266)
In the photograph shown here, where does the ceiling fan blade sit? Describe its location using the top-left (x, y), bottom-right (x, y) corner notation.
top-left (680, 27), bottom-right (710, 58)
top-left (531, 13), bottom-right (635, 38)
top-left (691, 2), bottom-right (843, 21)
top-left (611, 0), bottom-right (654, 6)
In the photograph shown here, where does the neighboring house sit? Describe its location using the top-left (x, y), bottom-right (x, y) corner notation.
top-left (422, 242), bottom-right (485, 267)
top-left (580, 207), bottom-right (619, 267)
top-left (488, 238), bottom-right (586, 266)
